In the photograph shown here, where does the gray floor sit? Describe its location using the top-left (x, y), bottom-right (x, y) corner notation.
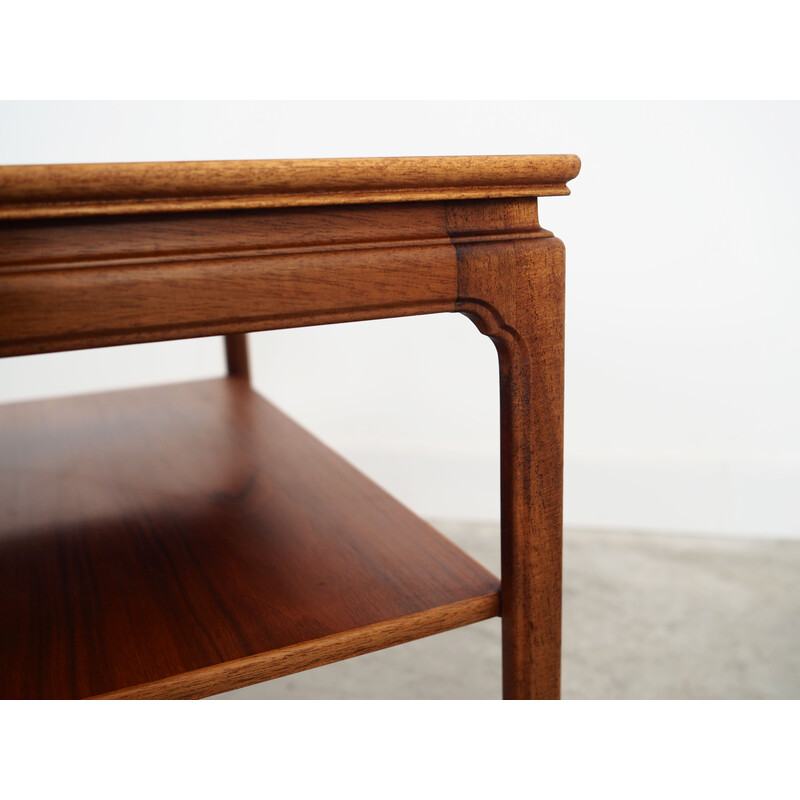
top-left (212, 522), bottom-right (800, 700)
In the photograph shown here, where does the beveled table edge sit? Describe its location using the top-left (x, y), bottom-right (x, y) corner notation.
top-left (0, 155), bottom-right (581, 219)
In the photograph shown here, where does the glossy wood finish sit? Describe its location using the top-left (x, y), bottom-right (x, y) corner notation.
top-left (0, 379), bottom-right (500, 699)
top-left (0, 155), bottom-right (580, 219)
top-left (0, 155), bottom-right (579, 699)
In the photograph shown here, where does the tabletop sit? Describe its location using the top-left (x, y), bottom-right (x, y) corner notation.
top-left (0, 155), bottom-right (581, 219)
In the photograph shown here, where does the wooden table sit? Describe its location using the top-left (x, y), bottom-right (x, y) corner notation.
top-left (0, 155), bottom-right (580, 699)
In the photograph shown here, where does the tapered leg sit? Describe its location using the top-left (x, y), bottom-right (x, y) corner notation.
top-left (456, 235), bottom-right (566, 699)
top-left (224, 333), bottom-right (250, 382)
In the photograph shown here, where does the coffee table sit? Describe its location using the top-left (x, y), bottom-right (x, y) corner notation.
top-left (0, 155), bottom-right (580, 699)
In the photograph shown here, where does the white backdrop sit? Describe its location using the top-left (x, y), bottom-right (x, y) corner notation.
top-left (2, 101), bottom-right (798, 538)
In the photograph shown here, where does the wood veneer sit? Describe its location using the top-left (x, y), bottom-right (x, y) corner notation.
top-left (0, 379), bottom-right (499, 699)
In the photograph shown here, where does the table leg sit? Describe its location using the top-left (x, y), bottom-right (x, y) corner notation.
top-left (224, 333), bottom-right (251, 382)
top-left (457, 235), bottom-right (566, 699)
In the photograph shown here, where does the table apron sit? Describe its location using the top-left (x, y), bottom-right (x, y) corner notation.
top-left (0, 243), bottom-right (460, 356)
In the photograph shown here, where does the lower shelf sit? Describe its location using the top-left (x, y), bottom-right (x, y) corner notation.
top-left (0, 378), bottom-right (500, 699)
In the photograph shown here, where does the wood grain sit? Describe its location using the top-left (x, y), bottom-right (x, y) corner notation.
top-left (93, 598), bottom-right (497, 700)
top-left (0, 155), bottom-right (579, 699)
top-left (0, 155), bottom-right (581, 219)
top-left (0, 199), bottom-right (552, 357)
top-left (454, 234), bottom-right (566, 699)
top-left (0, 379), bottom-right (500, 699)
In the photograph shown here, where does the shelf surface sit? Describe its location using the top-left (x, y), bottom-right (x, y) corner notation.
top-left (0, 379), bottom-right (499, 699)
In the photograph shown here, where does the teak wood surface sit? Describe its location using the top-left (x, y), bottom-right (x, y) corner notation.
top-left (0, 380), bottom-right (499, 699)
top-left (0, 155), bottom-right (580, 699)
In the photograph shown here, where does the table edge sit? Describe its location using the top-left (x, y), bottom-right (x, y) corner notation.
top-left (0, 155), bottom-right (581, 219)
